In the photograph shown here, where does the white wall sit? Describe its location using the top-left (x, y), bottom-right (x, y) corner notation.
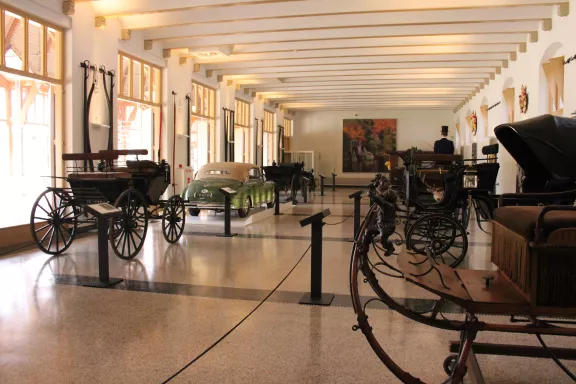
top-left (453, 1), bottom-right (576, 194)
top-left (293, 109), bottom-right (453, 180)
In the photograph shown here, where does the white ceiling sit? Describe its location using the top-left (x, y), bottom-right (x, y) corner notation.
top-left (91, 0), bottom-right (566, 111)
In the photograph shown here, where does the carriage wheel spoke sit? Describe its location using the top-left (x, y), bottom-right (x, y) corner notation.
top-left (133, 230), bottom-right (143, 241)
top-left (40, 225), bottom-right (54, 244)
top-left (35, 223), bottom-right (52, 233)
top-left (121, 231), bottom-right (128, 256)
top-left (446, 249), bottom-right (459, 261)
top-left (129, 231), bottom-right (138, 253)
top-left (47, 226), bottom-right (56, 251)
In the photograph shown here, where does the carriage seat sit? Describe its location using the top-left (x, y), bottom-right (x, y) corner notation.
top-left (126, 160), bottom-right (159, 173)
top-left (493, 206), bottom-right (576, 240)
top-left (67, 171), bottom-right (131, 180)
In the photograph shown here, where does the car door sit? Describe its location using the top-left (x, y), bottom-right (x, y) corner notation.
top-left (248, 168), bottom-right (263, 204)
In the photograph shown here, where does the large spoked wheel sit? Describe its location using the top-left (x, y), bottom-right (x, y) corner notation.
top-left (109, 189), bottom-right (148, 260)
top-left (30, 189), bottom-right (78, 255)
top-left (406, 213), bottom-right (468, 268)
top-left (162, 195), bottom-right (185, 244)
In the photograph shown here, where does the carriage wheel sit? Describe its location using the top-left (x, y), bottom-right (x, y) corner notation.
top-left (162, 196), bottom-right (185, 244)
top-left (30, 189), bottom-right (78, 255)
top-left (109, 189), bottom-right (148, 260)
top-left (406, 214), bottom-right (468, 268)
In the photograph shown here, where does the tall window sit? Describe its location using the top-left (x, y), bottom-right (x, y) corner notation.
top-left (283, 118), bottom-right (293, 152)
top-left (0, 8), bottom-right (63, 228)
top-left (190, 81), bottom-right (216, 171)
top-left (542, 56), bottom-right (564, 115)
top-left (263, 110), bottom-right (275, 166)
top-left (117, 53), bottom-right (161, 163)
top-left (234, 99), bottom-right (251, 163)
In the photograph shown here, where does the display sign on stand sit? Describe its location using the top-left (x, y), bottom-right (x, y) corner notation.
top-left (218, 187), bottom-right (238, 237)
top-left (83, 203), bottom-right (124, 288)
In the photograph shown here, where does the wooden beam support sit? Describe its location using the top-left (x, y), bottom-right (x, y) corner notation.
top-left (518, 42), bottom-right (527, 53)
top-left (63, 1), bottom-right (75, 16)
top-left (244, 88), bottom-right (250, 95)
top-left (121, 29), bottom-right (131, 41)
top-left (510, 52), bottom-right (517, 61)
top-left (95, 16), bottom-right (107, 29)
top-left (163, 49), bottom-right (171, 59)
top-left (529, 31), bottom-right (538, 43)
top-left (217, 75), bottom-right (224, 82)
top-left (541, 18), bottom-right (552, 31)
top-left (227, 79), bottom-right (234, 87)
top-left (496, 67), bottom-right (501, 74)
top-left (558, 2), bottom-right (570, 17)
top-left (180, 57), bottom-right (189, 66)
top-left (206, 70), bottom-right (213, 78)
top-left (502, 60), bottom-right (509, 68)
top-left (144, 40), bottom-right (153, 51)
top-left (193, 63), bottom-right (201, 72)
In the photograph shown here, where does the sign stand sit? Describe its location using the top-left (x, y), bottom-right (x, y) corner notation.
top-left (218, 187), bottom-right (238, 237)
top-left (348, 191), bottom-right (363, 242)
top-left (299, 209), bottom-right (334, 306)
top-left (83, 203), bottom-right (124, 288)
top-left (319, 174), bottom-right (326, 196)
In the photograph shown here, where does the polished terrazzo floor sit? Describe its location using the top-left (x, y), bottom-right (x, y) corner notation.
top-left (1, 189), bottom-right (575, 383)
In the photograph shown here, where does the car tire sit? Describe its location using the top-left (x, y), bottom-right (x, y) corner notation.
top-left (238, 197), bottom-right (251, 218)
top-left (266, 201), bottom-right (274, 209)
top-left (188, 208), bottom-right (201, 216)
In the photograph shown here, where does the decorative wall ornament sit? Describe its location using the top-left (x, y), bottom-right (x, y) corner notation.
top-left (519, 85), bottom-right (529, 114)
top-left (471, 111), bottom-right (478, 136)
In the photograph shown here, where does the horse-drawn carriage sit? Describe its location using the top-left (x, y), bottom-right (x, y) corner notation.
top-left (351, 114), bottom-right (576, 383)
top-left (262, 162), bottom-right (315, 201)
top-left (30, 149), bottom-right (185, 260)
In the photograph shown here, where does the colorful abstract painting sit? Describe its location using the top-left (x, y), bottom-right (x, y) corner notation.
top-left (343, 119), bottom-right (397, 173)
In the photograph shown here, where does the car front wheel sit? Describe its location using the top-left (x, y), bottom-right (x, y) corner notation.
top-left (188, 208), bottom-right (201, 216)
top-left (237, 197), bottom-right (251, 218)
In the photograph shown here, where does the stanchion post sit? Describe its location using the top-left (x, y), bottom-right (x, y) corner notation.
top-left (218, 188), bottom-right (238, 237)
top-left (301, 177), bottom-right (309, 203)
top-left (331, 173), bottom-right (337, 191)
top-left (299, 209), bottom-right (334, 306)
top-left (83, 203), bottom-right (123, 288)
top-left (319, 174), bottom-right (326, 196)
top-left (274, 184), bottom-right (282, 216)
top-left (348, 191), bottom-right (363, 241)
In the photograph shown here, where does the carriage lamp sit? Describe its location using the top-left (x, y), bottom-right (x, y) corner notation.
top-left (463, 168), bottom-right (478, 189)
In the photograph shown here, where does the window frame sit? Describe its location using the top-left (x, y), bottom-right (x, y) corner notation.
top-left (0, 6), bottom-right (64, 84)
top-left (117, 52), bottom-right (162, 107)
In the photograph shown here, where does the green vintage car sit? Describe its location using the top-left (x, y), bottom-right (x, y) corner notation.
top-left (182, 162), bottom-right (276, 218)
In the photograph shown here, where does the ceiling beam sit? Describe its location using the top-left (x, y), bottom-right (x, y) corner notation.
top-left (122, 5), bottom-right (550, 31)
top-left (223, 67), bottom-right (495, 80)
top-left (229, 34), bottom-right (528, 54)
top-left (204, 53), bottom-right (509, 69)
top-left (251, 79), bottom-right (484, 89)
top-left (158, 21), bottom-right (539, 46)
top-left (190, 44), bottom-right (516, 64)
top-left (92, 0), bottom-right (303, 17)
top-left (215, 61), bottom-right (502, 75)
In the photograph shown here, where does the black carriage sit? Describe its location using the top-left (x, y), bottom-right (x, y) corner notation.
top-left (262, 162), bottom-right (315, 201)
top-left (30, 149), bottom-right (186, 260)
top-left (350, 115), bottom-right (576, 383)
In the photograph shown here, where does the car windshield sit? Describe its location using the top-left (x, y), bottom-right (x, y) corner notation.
top-left (205, 170), bottom-right (231, 176)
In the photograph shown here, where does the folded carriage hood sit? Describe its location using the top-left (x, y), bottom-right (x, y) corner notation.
top-left (494, 114), bottom-right (576, 180)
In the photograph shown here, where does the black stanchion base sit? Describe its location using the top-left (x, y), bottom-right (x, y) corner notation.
top-left (217, 233), bottom-right (238, 238)
top-left (83, 278), bottom-right (124, 288)
top-left (274, 213), bottom-right (284, 216)
top-left (299, 292), bottom-right (335, 306)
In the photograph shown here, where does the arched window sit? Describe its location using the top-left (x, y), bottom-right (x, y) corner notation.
top-left (542, 56), bottom-right (564, 115)
top-left (503, 88), bottom-right (515, 123)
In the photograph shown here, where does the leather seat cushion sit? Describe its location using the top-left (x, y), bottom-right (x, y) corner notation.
top-left (493, 206), bottom-right (576, 239)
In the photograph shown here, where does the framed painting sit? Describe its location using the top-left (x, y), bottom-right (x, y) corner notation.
top-left (343, 119), bottom-right (397, 173)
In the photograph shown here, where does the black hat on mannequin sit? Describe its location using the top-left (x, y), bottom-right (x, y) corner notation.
top-left (441, 126), bottom-right (449, 136)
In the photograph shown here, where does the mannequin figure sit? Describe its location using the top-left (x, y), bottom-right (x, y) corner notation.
top-left (434, 126), bottom-right (455, 155)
